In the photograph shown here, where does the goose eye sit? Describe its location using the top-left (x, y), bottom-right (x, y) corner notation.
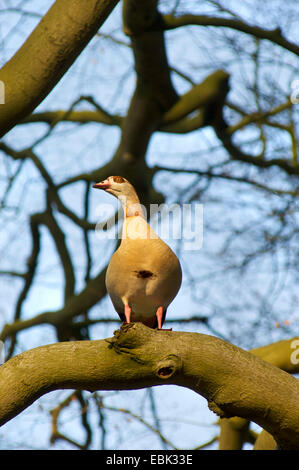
top-left (112, 176), bottom-right (125, 184)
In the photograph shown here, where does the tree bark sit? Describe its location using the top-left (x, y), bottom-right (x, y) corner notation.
top-left (0, 0), bottom-right (119, 137)
top-left (218, 337), bottom-right (299, 449)
top-left (218, 417), bottom-right (250, 450)
top-left (253, 429), bottom-right (277, 450)
top-left (0, 323), bottom-right (298, 450)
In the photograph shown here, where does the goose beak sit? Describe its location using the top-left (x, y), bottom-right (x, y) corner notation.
top-left (93, 179), bottom-right (110, 190)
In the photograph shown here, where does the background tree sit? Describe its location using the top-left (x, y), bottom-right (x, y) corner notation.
top-left (0, 0), bottom-right (298, 450)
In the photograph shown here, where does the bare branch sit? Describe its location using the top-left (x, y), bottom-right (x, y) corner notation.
top-left (162, 14), bottom-right (299, 56)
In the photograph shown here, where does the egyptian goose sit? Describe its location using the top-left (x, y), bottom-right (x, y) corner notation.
top-left (93, 176), bottom-right (182, 329)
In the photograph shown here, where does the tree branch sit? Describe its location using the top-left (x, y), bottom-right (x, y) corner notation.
top-left (161, 15), bottom-right (299, 56)
top-left (253, 429), bottom-right (277, 450)
top-left (218, 336), bottom-right (299, 449)
top-left (218, 417), bottom-right (250, 450)
top-left (214, 118), bottom-right (299, 176)
top-left (0, 0), bottom-right (119, 137)
top-left (0, 323), bottom-right (299, 449)
top-left (152, 164), bottom-right (299, 196)
top-left (161, 70), bottom-right (229, 124)
top-left (20, 109), bottom-right (123, 127)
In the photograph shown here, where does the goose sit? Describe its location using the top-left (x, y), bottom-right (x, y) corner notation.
top-left (93, 176), bottom-right (182, 329)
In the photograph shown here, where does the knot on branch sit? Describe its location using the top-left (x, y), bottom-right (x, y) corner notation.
top-left (105, 322), bottom-right (160, 363)
top-left (109, 322), bottom-right (156, 346)
top-left (155, 354), bottom-right (183, 380)
top-left (106, 323), bottom-right (182, 378)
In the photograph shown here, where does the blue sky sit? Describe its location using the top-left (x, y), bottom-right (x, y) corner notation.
top-left (0, 0), bottom-right (298, 450)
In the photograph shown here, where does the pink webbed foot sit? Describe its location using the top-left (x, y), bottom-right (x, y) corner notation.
top-left (124, 304), bottom-right (131, 323)
top-left (156, 306), bottom-right (172, 331)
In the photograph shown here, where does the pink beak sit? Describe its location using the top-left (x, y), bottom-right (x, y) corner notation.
top-left (93, 179), bottom-right (110, 190)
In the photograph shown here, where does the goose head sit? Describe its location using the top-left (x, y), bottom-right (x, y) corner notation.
top-left (93, 176), bottom-right (145, 218)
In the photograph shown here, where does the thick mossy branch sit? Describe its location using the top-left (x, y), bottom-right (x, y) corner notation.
top-left (90, 0), bottom-right (179, 207)
top-left (251, 338), bottom-right (299, 373)
top-left (218, 418), bottom-right (251, 450)
top-left (218, 337), bottom-right (299, 450)
top-left (0, 323), bottom-right (298, 449)
top-left (0, 0), bottom-right (119, 137)
top-left (253, 429), bottom-right (278, 450)
top-left (162, 70), bottom-right (229, 125)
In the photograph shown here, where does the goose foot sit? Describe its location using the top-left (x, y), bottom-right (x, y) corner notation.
top-left (156, 306), bottom-right (172, 330)
top-left (124, 304), bottom-right (131, 323)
